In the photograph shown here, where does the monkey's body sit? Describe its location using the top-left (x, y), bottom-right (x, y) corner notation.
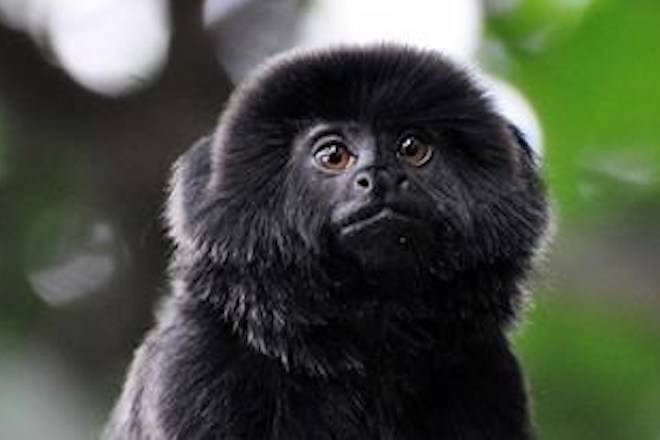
top-left (113, 297), bottom-right (531, 439)
top-left (106, 45), bottom-right (548, 439)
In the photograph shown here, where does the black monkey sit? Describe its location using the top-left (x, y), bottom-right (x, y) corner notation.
top-left (105, 45), bottom-right (550, 440)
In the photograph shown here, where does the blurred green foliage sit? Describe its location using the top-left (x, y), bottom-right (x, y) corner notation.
top-left (490, 0), bottom-right (660, 223)
top-left (517, 295), bottom-right (660, 440)
top-left (489, 1), bottom-right (660, 438)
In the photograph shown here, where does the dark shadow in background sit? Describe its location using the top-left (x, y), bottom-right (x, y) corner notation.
top-left (0, 0), bottom-right (230, 411)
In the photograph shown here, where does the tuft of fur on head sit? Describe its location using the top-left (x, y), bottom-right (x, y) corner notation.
top-left (165, 44), bottom-right (550, 374)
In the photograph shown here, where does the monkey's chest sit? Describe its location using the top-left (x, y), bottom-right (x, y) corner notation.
top-left (255, 358), bottom-right (439, 440)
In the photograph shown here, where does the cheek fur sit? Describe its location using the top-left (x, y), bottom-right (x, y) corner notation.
top-left (282, 177), bottom-right (334, 254)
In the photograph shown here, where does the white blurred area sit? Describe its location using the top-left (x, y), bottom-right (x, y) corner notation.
top-left (0, 0), bottom-right (171, 96)
top-left (0, 349), bottom-right (101, 440)
top-left (295, 0), bottom-right (483, 61)
top-left (25, 220), bottom-right (121, 307)
top-left (204, 0), bottom-right (483, 80)
top-left (479, 75), bottom-right (544, 162)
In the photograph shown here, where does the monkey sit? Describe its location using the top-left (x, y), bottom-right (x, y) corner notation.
top-left (104, 44), bottom-right (550, 440)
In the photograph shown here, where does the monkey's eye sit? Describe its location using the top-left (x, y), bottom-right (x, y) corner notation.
top-left (313, 139), bottom-right (356, 173)
top-left (397, 135), bottom-right (433, 167)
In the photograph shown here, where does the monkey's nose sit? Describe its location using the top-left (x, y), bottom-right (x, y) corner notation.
top-left (352, 169), bottom-right (408, 196)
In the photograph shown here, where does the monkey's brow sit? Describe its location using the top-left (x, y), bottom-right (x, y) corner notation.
top-left (301, 121), bottom-right (371, 143)
top-left (303, 122), bottom-right (339, 140)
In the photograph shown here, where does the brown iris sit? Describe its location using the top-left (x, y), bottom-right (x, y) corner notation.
top-left (397, 135), bottom-right (433, 167)
top-left (313, 138), bottom-right (355, 172)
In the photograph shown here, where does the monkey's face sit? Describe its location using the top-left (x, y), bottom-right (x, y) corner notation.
top-left (290, 122), bottom-right (442, 271)
top-left (287, 116), bottom-right (544, 281)
top-left (200, 45), bottom-right (548, 282)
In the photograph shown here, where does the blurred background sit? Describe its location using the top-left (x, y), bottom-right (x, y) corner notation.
top-left (0, 0), bottom-right (659, 438)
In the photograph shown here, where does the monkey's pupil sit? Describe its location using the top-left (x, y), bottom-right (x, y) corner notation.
top-left (404, 143), bottom-right (418, 156)
top-left (401, 138), bottom-right (421, 157)
top-left (326, 146), bottom-right (343, 164)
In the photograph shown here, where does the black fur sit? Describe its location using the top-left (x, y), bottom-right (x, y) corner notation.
top-left (105, 45), bottom-right (549, 439)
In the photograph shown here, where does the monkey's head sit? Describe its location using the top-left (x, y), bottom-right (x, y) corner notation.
top-left (175, 45), bottom-right (546, 273)
top-left (167, 45), bottom-right (549, 364)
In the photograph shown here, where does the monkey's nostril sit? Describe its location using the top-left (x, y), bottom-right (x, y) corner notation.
top-left (356, 176), bottom-right (371, 189)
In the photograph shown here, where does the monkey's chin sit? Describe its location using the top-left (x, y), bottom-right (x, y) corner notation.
top-left (337, 208), bottom-right (431, 271)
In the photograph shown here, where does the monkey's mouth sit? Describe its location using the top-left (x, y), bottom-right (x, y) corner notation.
top-left (340, 207), bottom-right (416, 236)
top-left (338, 204), bottom-right (427, 242)
top-left (335, 206), bottom-right (432, 271)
